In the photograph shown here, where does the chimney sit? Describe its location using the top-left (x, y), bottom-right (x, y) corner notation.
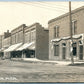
top-left (7, 30), bottom-right (9, 33)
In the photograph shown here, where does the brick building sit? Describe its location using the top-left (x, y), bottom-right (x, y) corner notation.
top-left (17, 23), bottom-right (49, 60)
top-left (4, 24), bottom-right (26, 58)
top-left (48, 6), bottom-right (84, 61)
top-left (0, 30), bottom-right (11, 58)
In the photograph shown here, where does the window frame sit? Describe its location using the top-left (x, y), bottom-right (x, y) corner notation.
top-left (54, 26), bottom-right (59, 38)
top-left (72, 20), bottom-right (77, 35)
top-left (54, 44), bottom-right (59, 56)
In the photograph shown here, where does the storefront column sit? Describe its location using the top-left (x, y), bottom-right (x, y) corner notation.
top-left (49, 42), bottom-right (53, 60)
top-left (22, 51), bottom-right (24, 58)
top-left (59, 42), bottom-right (62, 60)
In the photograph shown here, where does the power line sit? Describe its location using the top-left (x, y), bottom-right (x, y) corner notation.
top-left (28, 2), bottom-right (68, 12)
top-left (18, 2), bottom-right (68, 13)
top-left (36, 1), bottom-right (69, 10)
top-left (38, 2), bottom-right (69, 8)
top-left (19, 2), bottom-right (64, 12)
top-left (41, 1), bottom-right (84, 10)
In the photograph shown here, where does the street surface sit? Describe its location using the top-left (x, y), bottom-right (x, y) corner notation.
top-left (0, 59), bottom-right (84, 82)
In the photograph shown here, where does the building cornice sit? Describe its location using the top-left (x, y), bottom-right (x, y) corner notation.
top-left (48, 6), bottom-right (84, 24)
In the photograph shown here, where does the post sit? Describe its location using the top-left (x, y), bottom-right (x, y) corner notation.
top-left (69, 1), bottom-right (74, 64)
top-left (23, 27), bottom-right (25, 44)
top-left (22, 25), bottom-right (25, 59)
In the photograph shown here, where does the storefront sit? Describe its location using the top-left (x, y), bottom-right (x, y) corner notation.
top-left (16, 41), bottom-right (35, 58)
top-left (50, 34), bottom-right (84, 61)
top-left (4, 43), bottom-right (22, 59)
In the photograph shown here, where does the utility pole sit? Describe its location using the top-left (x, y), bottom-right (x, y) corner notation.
top-left (69, 1), bottom-right (74, 64)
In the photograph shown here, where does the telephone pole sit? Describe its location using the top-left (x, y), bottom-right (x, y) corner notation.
top-left (69, 1), bottom-right (74, 64)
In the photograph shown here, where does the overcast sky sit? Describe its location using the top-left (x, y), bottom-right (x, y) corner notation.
top-left (0, 1), bottom-right (84, 34)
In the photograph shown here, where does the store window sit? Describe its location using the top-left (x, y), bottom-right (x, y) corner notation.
top-left (54, 44), bottom-right (59, 56)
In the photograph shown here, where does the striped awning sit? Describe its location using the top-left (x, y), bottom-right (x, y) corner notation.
top-left (4, 43), bottom-right (22, 52)
top-left (16, 42), bottom-right (35, 51)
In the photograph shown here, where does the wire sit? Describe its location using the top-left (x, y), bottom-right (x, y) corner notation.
top-left (29, 2), bottom-right (68, 12)
top-left (35, 1), bottom-right (69, 9)
top-left (38, 1), bottom-right (69, 7)
top-left (28, 2), bottom-right (68, 12)
top-left (18, 2), bottom-right (68, 13)
top-left (40, 1), bottom-right (84, 10)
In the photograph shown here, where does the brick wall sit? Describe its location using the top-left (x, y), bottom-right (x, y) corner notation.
top-left (36, 23), bottom-right (49, 60)
top-left (3, 37), bottom-right (11, 48)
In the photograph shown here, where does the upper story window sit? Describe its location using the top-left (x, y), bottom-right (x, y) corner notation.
top-left (31, 30), bottom-right (36, 42)
top-left (54, 26), bottom-right (59, 38)
top-left (72, 20), bottom-right (77, 35)
top-left (28, 32), bottom-right (31, 43)
top-left (25, 31), bottom-right (31, 43)
top-left (18, 31), bottom-right (23, 43)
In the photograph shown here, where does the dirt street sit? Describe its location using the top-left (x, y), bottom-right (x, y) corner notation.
top-left (0, 59), bottom-right (84, 82)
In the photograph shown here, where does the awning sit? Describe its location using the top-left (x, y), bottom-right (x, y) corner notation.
top-left (73, 34), bottom-right (83, 39)
top-left (4, 43), bottom-right (22, 52)
top-left (28, 43), bottom-right (35, 50)
top-left (51, 34), bottom-right (83, 43)
top-left (0, 48), bottom-right (5, 52)
top-left (51, 38), bottom-right (61, 42)
top-left (62, 36), bottom-right (70, 40)
top-left (16, 42), bottom-right (35, 51)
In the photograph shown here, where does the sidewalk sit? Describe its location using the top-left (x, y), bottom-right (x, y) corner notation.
top-left (22, 58), bottom-right (71, 65)
top-left (22, 58), bottom-right (84, 65)
top-left (2, 57), bottom-right (84, 66)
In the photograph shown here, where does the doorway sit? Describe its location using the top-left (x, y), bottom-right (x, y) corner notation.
top-left (79, 45), bottom-right (83, 60)
top-left (72, 42), bottom-right (77, 56)
top-left (62, 43), bottom-right (66, 59)
top-left (62, 47), bottom-right (66, 59)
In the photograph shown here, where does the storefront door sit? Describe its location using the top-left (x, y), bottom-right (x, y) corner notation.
top-left (79, 45), bottom-right (83, 60)
top-left (73, 43), bottom-right (77, 56)
top-left (62, 47), bottom-right (66, 59)
top-left (62, 43), bottom-right (66, 59)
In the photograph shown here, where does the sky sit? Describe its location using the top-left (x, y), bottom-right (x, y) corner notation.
top-left (0, 1), bottom-right (84, 34)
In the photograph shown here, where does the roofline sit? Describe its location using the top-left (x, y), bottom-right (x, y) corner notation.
top-left (27, 22), bottom-right (40, 28)
top-left (25, 22), bottom-right (42, 30)
top-left (11, 24), bottom-right (26, 32)
top-left (48, 6), bottom-right (84, 24)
